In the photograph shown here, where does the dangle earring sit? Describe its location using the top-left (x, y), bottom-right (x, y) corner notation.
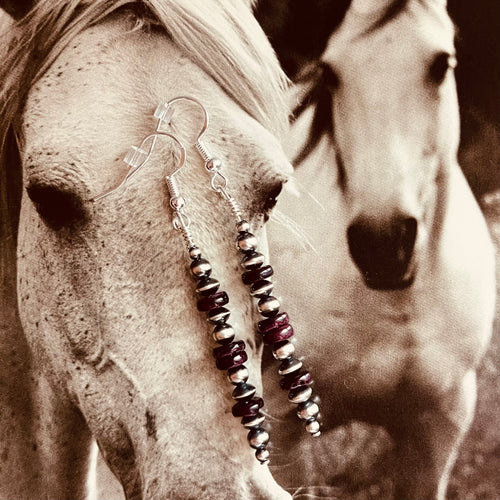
top-left (95, 113), bottom-right (271, 464)
top-left (156, 97), bottom-right (321, 438)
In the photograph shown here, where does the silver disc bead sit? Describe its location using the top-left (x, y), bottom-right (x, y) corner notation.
top-left (278, 356), bottom-right (302, 376)
top-left (237, 232), bottom-right (258, 252)
top-left (273, 340), bottom-right (295, 360)
top-left (212, 323), bottom-right (234, 343)
top-left (232, 383), bottom-right (257, 400)
top-left (257, 296), bottom-right (280, 317)
top-left (288, 386), bottom-right (313, 404)
top-left (196, 278), bottom-right (220, 296)
top-left (227, 365), bottom-right (249, 385)
top-left (241, 252), bottom-right (265, 270)
top-left (305, 419), bottom-right (321, 437)
top-left (255, 448), bottom-right (270, 464)
top-left (250, 280), bottom-right (274, 298)
top-left (241, 412), bottom-right (266, 429)
top-left (248, 428), bottom-right (269, 449)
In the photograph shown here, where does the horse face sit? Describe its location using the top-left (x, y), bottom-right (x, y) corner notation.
top-left (323, 0), bottom-right (458, 289)
top-left (16, 13), bottom-right (290, 499)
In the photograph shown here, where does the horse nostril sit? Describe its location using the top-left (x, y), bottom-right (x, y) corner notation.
top-left (347, 215), bottom-right (418, 290)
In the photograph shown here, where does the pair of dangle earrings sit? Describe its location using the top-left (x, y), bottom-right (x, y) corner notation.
top-left (98, 96), bottom-right (321, 464)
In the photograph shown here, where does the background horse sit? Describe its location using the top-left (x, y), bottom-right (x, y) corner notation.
top-left (264, 0), bottom-right (496, 498)
top-left (0, 1), bottom-right (294, 498)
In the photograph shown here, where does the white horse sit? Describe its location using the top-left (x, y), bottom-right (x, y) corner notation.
top-left (0, 1), bottom-right (295, 498)
top-left (265, 0), bottom-right (496, 498)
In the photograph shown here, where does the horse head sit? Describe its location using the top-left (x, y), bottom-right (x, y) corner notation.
top-left (320, 0), bottom-right (458, 290)
top-left (0, 1), bottom-right (293, 498)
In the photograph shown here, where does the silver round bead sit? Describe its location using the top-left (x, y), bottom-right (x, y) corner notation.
top-left (255, 448), bottom-right (270, 464)
top-left (227, 366), bottom-right (249, 385)
top-left (248, 428), bottom-right (269, 449)
top-left (305, 419), bottom-right (321, 437)
top-left (236, 220), bottom-right (250, 232)
top-left (297, 402), bottom-right (320, 421)
top-left (189, 247), bottom-right (202, 260)
top-left (288, 386), bottom-right (313, 404)
top-left (205, 157), bottom-right (223, 171)
top-left (273, 341), bottom-right (295, 360)
top-left (237, 233), bottom-right (258, 252)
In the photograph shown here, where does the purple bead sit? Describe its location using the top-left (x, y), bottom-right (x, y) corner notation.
top-left (242, 265), bottom-right (273, 285)
top-left (258, 312), bottom-right (289, 334)
top-left (213, 340), bottom-right (246, 359)
top-left (232, 397), bottom-right (264, 418)
top-left (279, 371), bottom-right (312, 391)
top-left (262, 324), bottom-right (294, 345)
top-left (215, 351), bottom-right (248, 371)
top-left (197, 291), bottom-right (229, 312)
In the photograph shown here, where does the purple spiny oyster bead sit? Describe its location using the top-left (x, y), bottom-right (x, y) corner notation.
top-left (197, 291), bottom-right (229, 312)
top-left (262, 324), bottom-right (294, 345)
top-left (279, 370), bottom-right (312, 391)
top-left (214, 351), bottom-right (247, 371)
top-left (242, 265), bottom-right (273, 285)
top-left (213, 340), bottom-right (247, 371)
top-left (232, 397), bottom-right (264, 418)
top-left (213, 340), bottom-right (245, 359)
top-left (258, 312), bottom-right (289, 333)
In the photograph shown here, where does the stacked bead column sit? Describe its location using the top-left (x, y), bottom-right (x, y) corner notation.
top-left (187, 246), bottom-right (271, 464)
top-left (236, 220), bottom-right (321, 437)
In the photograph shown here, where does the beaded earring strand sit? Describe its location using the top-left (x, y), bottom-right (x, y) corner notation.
top-left (156, 97), bottom-right (321, 437)
top-left (95, 117), bottom-right (271, 464)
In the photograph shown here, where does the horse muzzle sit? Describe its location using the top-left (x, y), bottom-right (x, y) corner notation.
top-left (347, 214), bottom-right (418, 291)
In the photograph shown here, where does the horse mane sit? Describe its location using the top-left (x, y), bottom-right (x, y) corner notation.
top-left (0, 0), bottom-right (289, 287)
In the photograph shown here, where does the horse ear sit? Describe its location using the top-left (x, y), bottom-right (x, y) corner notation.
top-left (0, 0), bottom-right (35, 20)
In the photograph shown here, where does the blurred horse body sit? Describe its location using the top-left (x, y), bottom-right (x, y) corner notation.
top-left (0, 1), bottom-right (293, 499)
top-left (266, 1), bottom-right (496, 498)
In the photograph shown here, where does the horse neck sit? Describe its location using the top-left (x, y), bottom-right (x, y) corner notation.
top-left (0, 147), bottom-right (95, 499)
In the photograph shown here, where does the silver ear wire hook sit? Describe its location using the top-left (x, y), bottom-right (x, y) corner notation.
top-left (94, 131), bottom-right (186, 201)
top-left (155, 96), bottom-right (240, 221)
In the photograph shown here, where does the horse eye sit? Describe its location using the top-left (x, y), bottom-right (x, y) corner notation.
top-left (320, 62), bottom-right (340, 91)
top-left (262, 182), bottom-right (283, 221)
top-left (428, 52), bottom-right (455, 84)
top-left (26, 184), bottom-right (87, 229)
